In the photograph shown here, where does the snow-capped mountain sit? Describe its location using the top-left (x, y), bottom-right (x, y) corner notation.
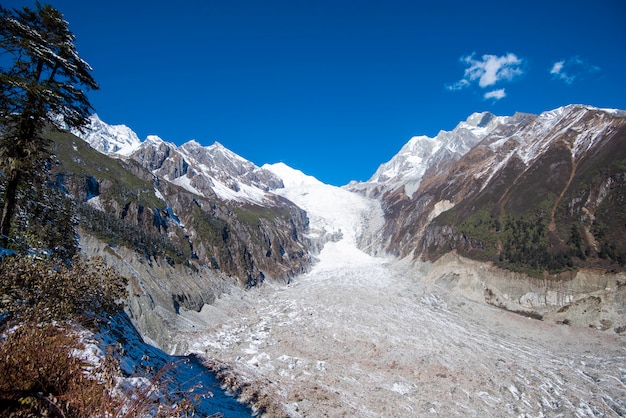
top-left (465, 105), bottom-right (624, 193)
top-left (76, 117), bottom-right (284, 205)
top-left (65, 116), bottom-right (313, 293)
top-left (130, 136), bottom-right (284, 204)
top-left (74, 104), bottom-right (626, 273)
top-left (349, 111), bottom-right (508, 198)
top-left (73, 114), bottom-right (141, 156)
top-left (370, 104), bottom-right (626, 270)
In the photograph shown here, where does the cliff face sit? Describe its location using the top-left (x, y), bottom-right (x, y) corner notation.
top-left (418, 252), bottom-right (626, 333)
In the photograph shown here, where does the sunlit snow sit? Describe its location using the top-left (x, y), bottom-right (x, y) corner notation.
top-left (265, 162), bottom-right (384, 246)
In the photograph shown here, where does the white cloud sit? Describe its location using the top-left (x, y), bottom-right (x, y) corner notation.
top-left (550, 60), bottom-right (565, 76)
top-left (446, 52), bottom-right (525, 98)
top-left (463, 53), bottom-right (524, 87)
top-left (484, 89), bottom-right (506, 100)
top-left (446, 79), bottom-right (470, 91)
top-left (550, 56), bottom-right (599, 85)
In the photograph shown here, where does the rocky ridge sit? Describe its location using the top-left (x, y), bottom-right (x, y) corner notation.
top-left (50, 127), bottom-right (314, 350)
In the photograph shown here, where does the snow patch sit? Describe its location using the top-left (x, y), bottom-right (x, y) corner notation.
top-left (154, 188), bottom-right (165, 201)
top-left (86, 195), bottom-right (104, 211)
top-left (171, 175), bottom-right (202, 195)
top-left (210, 176), bottom-right (269, 204)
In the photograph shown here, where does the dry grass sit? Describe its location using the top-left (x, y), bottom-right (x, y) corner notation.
top-left (0, 255), bottom-right (198, 417)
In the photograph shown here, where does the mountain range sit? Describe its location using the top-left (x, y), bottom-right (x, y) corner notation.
top-left (358, 105), bottom-right (626, 275)
top-left (48, 104), bottom-right (625, 348)
top-left (37, 104), bottom-right (626, 414)
top-left (71, 104), bottom-right (626, 277)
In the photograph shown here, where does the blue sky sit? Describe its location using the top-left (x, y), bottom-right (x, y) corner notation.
top-left (4, 0), bottom-right (626, 185)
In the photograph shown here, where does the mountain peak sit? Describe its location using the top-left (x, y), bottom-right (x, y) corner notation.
top-left (463, 111), bottom-right (495, 128)
top-left (74, 114), bottom-right (141, 156)
top-left (184, 139), bottom-right (202, 148)
top-left (357, 110), bottom-right (510, 198)
top-left (145, 135), bottom-right (165, 144)
top-left (264, 162), bottom-right (322, 188)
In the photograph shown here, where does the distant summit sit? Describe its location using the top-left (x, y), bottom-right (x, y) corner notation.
top-left (74, 114), bottom-right (141, 156)
top-left (349, 111), bottom-right (509, 198)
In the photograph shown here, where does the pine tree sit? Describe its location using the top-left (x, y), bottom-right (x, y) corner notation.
top-left (0, 2), bottom-right (98, 247)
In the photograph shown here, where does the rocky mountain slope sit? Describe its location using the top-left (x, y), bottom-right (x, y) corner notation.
top-left (48, 125), bottom-right (314, 350)
top-left (55, 123), bottom-right (313, 284)
top-left (349, 111), bottom-right (508, 199)
top-left (351, 105), bottom-right (626, 275)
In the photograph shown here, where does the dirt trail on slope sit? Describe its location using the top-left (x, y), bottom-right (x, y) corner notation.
top-left (184, 248), bottom-right (626, 417)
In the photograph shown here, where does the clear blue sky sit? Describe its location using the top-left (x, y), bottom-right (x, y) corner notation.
top-left (5, 0), bottom-right (626, 185)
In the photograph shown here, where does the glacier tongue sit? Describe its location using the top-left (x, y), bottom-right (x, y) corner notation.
top-left (188, 225), bottom-right (624, 417)
top-left (264, 162), bottom-right (385, 257)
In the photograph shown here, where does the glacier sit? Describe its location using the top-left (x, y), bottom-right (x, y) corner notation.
top-left (180, 163), bottom-right (625, 417)
top-left (73, 107), bottom-right (626, 416)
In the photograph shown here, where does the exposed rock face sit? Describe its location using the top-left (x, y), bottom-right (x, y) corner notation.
top-left (79, 233), bottom-right (233, 352)
top-left (130, 137), bottom-right (284, 199)
top-left (52, 130), bottom-right (313, 285)
top-left (420, 252), bottom-right (626, 333)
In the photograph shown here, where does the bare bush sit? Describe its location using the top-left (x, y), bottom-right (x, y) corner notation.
top-left (0, 255), bottom-right (198, 416)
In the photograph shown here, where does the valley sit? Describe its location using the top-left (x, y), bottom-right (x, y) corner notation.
top-left (1, 4), bottom-right (624, 415)
top-left (70, 105), bottom-right (626, 416)
top-left (174, 165), bottom-right (626, 417)
top-left (187, 247), bottom-right (625, 416)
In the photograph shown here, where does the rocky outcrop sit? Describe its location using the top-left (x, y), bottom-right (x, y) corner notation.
top-left (79, 232), bottom-right (239, 353)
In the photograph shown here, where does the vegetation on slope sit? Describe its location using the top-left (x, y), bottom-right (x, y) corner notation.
top-left (0, 255), bottom-right (199, 416)
top-left (431, 132), bottom-right (626, 277)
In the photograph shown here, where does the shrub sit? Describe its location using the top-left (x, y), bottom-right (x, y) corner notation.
top-left (0, 255), bottom-right (198, 417)
top-left (0, 255), bottom-right (127, 324)
top-left (0, 321), bottom-right (196, 417)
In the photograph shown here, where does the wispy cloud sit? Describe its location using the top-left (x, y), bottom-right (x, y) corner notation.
top-left (550, 56), bottom-right (600, 84)
top-left (446, 53), bottom-right (525, 100)
top-left (484, 89), bottom-right (506, 101)
top-left (446, 79), bottom-right (470, 91)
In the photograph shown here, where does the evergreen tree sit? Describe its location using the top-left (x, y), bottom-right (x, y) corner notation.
top-left (0, 2), bottom-right (98, 247)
